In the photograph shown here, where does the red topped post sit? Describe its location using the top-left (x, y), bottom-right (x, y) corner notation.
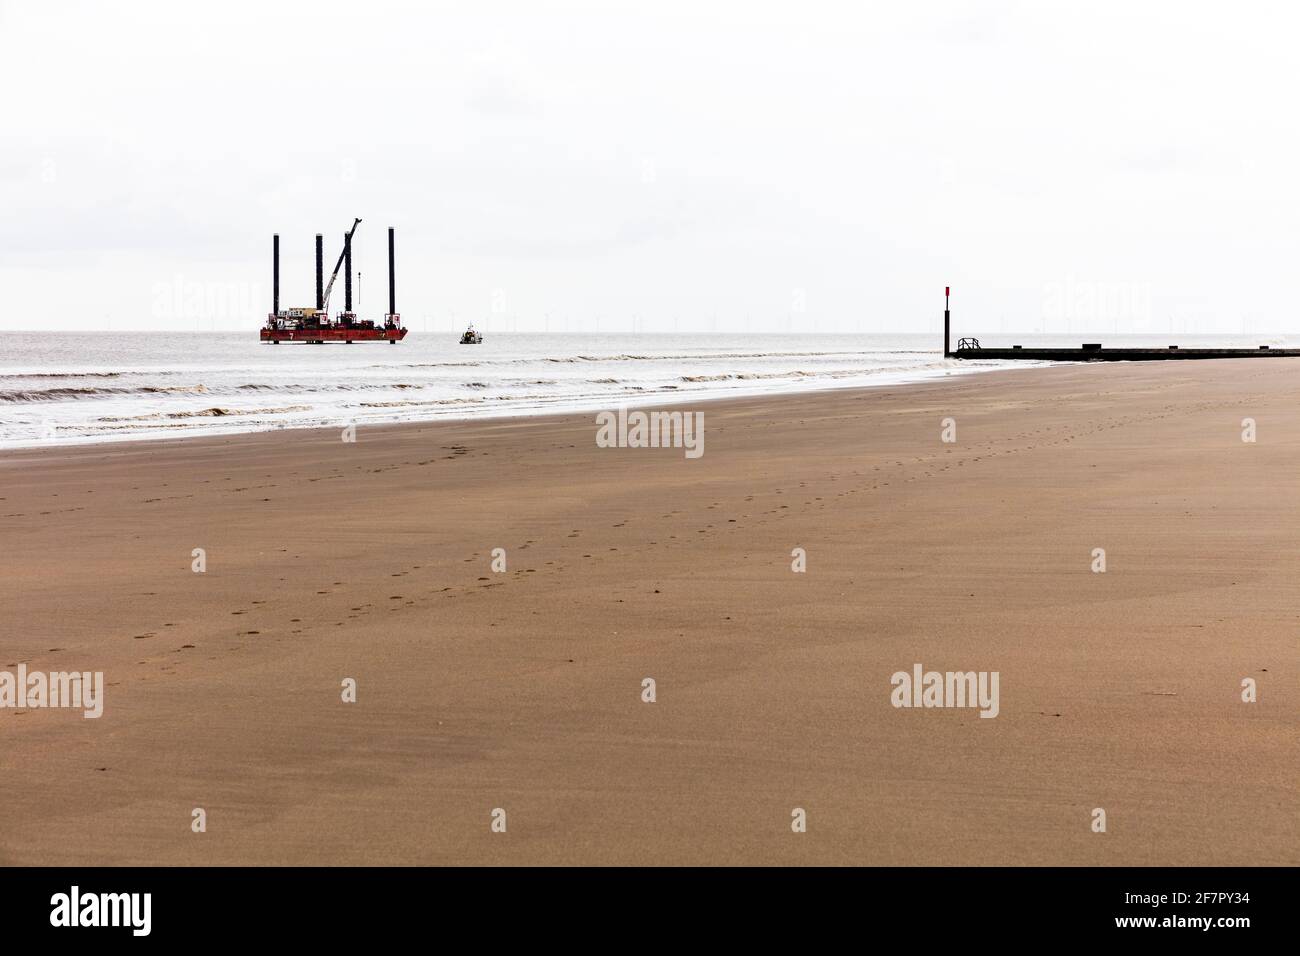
top-left (944, 286), bottom-right (951, 357)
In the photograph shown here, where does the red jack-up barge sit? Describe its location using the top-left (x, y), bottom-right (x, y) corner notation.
top-left (262, 220), bottom-right (408, 343)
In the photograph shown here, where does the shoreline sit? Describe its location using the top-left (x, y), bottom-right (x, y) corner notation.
top-left (1, 360), bottom-right (1042, 457)
top-left (0, 357), bottom-right (1039, 455)
top-left (2, 360), bottom-right (1296, 865)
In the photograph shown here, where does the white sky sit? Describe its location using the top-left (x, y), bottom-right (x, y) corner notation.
top-left (2, 0), bottom-right (1298, 334)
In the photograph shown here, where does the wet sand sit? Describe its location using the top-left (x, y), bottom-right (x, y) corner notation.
top-left (1, 360), bottom-right (1296, 865)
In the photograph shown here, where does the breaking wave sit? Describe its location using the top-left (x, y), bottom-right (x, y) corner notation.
top-left (0, 384), bottom-right (211, 402)
top-left (0, 331), bottom-right (1023, 449)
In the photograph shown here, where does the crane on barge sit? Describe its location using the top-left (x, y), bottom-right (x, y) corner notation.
top-left (321, 217), bottom-right (362, 316)
top-left (261, 220), bottom-right (407, 344)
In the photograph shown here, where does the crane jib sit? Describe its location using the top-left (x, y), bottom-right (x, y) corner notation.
top-left (321, 218), bottom-right (362, 313)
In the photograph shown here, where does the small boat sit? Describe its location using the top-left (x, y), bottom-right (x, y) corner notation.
top-left (459, 324), bottom-right (483, 345)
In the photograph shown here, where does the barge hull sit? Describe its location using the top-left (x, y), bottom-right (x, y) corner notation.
top-left (260, 328), bottom-right (408, 344)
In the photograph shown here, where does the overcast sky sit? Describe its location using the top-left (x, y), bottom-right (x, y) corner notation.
top-left (2, 0), bottom-right (1298, 334)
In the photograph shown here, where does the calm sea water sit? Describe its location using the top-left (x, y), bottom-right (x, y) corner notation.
top-left (1, 331), bottom-right (1289, 449)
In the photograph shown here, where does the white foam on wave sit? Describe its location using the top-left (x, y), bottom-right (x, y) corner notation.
top-left (0, 332), bottom-right (1042, 449)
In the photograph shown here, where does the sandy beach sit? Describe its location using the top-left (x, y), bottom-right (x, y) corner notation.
top-left (1, 360), bottom-right (1296, 866)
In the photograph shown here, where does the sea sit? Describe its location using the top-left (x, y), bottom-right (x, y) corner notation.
top-left (1, 332), bottom-right (1292, 449)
